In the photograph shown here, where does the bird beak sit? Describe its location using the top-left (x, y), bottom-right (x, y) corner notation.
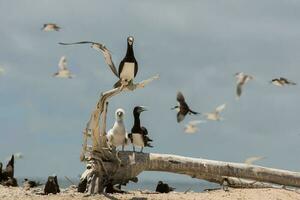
top-left (139, 106), bottom-right (147, 112)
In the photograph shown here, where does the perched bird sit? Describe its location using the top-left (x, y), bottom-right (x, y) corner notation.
top-left (184, 120), bottom-right (206, 134)
top-left (59, 36), bottom-right (138, 88)
top-left (155, 181), bottom-right (175, 193)
top-left (172, 91), bottom-right (199, 123)
top-left (235, 72), bottom-right (253, 99)
top-left (59, 41), bottom-right (118, 77)
top-left (53, 56), bottom-right (74, 79)
top-left (114, 36), bottom-right (138, 88)
top-left (204, 104), bottom-right (226, 121)
top-left (44, 176), bottom-right (60, 195)
top-left (271, 77), bottom-right (296, 87)
top-left (107, 108), bottom-right (129, 151)
top-left (41, 23), bottom-right (60, 31)
top-left (244, 156), bottom-right (265, 165)
top-left (128, 106), bottom-right (153, 152)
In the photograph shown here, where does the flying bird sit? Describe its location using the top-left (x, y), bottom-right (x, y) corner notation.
top-left (53, 56), bottom-right (74, 78)
top-left (244, 156), bottom-right (265, 165)
top-left (235, 72), bottom-right (253, 99)
top-left (41, 23), bottom-right (60, 31)
top-left (204, 104), bottom-right (226, 121)
top-left (128, 106), bottom-right (153, 152)
top-left (271, 77), bottom-right (296, 87)
top-left (107, 108), bottom-right (129, 151)
top-left (172, 91), bottom-right (199, 123)
top-left (184, 120), bottom-right (206, 134)
top-left (155, 181), bottom-right (175, 193)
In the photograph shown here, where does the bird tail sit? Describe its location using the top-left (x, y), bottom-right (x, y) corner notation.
top-left (189, 110), bottom-right (200, 115)
top-left (113, 80), bottom-right (122, 88)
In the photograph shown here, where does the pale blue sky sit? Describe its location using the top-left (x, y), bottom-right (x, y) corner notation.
top-left (1, 0), bottom-right (300, 183)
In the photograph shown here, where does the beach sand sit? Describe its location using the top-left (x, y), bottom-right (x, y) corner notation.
top-left (1, 185), bottom-right (300, 200)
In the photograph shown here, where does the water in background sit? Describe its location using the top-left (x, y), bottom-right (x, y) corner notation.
top-left (17, 177), bottom-right (219, 192)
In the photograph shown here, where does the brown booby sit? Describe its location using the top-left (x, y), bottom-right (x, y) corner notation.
top-left (172, 91), bottom-right (199, 123)
top-left (44, 176), bottom-right (60, 195)
top-left (59, 36), bottom-right (139, 88)
top-left (155, 181), bottom-right (175, 193)
top-left (128, 106), bottom-right (152, 152)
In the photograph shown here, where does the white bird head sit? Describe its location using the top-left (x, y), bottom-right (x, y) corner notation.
top-left (115, 108), bottom-right (125, 121)
top-left (127, 36), bottom-right (134, 45)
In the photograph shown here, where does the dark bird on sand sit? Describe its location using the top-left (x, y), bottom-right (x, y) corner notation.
top-left (23, 178), bottom-right (41, 189)
top-left (172, 91), bottom-right (199, 123)
top-left (128, 106), bottom-right (153, 152)
top-left (41, 23), bottom-right (60, 31)
top-left (155, 181), bottom-right (175, 193)
top-left (3, 177), bottom-right (18, 187)
top-left (77, 177), bottom-right (87, 193)
top-left (271, 77), bottom-right (296, 87)
top-left (59, 36), bottom-right (138, 88)
top-left (44, 176), bottom-right (60, 195)
top-left (2, 155), bottom-right (14, 180)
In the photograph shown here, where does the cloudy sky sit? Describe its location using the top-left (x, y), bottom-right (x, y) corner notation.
top-left (1, 0), bottom-right (300, 183)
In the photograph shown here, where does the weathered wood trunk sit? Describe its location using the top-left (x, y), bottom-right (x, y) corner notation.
top-left (80, 75), bottom-right (300, 194)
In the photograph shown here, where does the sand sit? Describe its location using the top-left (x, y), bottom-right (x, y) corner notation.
top-left (1, 185), bottom-right (300, 200)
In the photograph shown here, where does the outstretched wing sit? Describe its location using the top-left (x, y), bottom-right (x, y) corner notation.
top-left (236, 82), bottom-right (243, 98)
top-left (176, 91), bottom-right (185, 103)
top-left (58, 56), bottom-right (67, 71)
top-left (59, 41), bottom-right (119, 77)
top-left (216, 104), bottom-right (226, 113)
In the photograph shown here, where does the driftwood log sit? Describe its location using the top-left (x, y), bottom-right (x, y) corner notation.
top-left (79, 75), bottom-right (300, 194)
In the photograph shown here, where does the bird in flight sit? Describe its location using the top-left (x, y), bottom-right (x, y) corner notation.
top-left (172, 91), bottom-right (200, 123)
top-left (53, 56), bottom-right (74, 79)
top-left (41, 23), bottom-right (60, 31)
top-left (271, 77), bottom-right (296, 87)
top-left (235, 72), bottom-right (253, 99)
top-left (184, 120), bottom-right (206, 134)
top-left (204, 104), bottom-right (226, 121)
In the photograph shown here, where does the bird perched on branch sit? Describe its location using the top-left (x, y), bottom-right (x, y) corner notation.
top-left (114, 36), bottom-right (138, 88)
top-left (41, 23), bottom-right (60, 31)
top-left (235, 72), bottom-right (253, 99)
top-left (172, 91), bottom-right (199, 123)
top-left (59, 36), bottom-right (138, 88)
top-left (271, 77), bottom-right (296, 87)
top-left (107, 108), bottom-right (129, 151)
top-left (128, 106), bottom-right (152, 152)
top-left (184, 120), bottom-right (206, 134)
top-left (53, 56), bottom-right (74, 79)
top-left (204, 103), bottom-right (226, 121)
top-left (155, 181), bottom-right (175, 193)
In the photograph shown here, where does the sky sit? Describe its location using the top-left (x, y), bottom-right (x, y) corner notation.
top-left (1, 0), bottom-right (300, 183)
